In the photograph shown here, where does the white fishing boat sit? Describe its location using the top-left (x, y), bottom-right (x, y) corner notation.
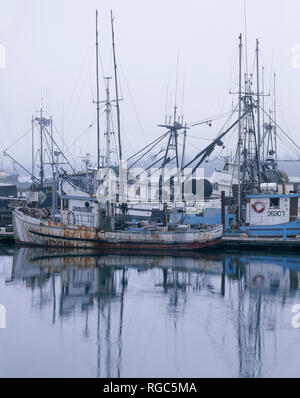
top-left (13, 206), bottom-right (223, 250)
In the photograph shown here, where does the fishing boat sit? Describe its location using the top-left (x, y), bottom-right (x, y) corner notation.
top-left (11, 11), bottom-right (226, 249)
top-left (12, 204), bottom-right (223, 250)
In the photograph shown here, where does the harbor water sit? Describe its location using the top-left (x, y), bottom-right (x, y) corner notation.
top-left (0, 245), bottom-right (300, 378)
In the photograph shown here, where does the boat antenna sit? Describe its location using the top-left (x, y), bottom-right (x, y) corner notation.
top-left (111, 10), bottom-right (122, 163)
top-left (95, 9), bottom-right (101, 170)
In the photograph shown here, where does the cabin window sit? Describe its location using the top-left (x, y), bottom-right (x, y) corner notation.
top-left (270, 198), bottom-right (280, 209)
top-left (63, 199), bottom-right (69, 210)
top-left (85, 202), bottom-right (90, 209)
top-left (136, 187), bottom-right (141, 197)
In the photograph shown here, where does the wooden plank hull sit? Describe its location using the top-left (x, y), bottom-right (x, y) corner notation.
top-left (13, 208), bottom-right (223, 251)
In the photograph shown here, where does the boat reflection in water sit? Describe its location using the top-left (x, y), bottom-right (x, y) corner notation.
top-left (6, 248), bottom-right (300, 377)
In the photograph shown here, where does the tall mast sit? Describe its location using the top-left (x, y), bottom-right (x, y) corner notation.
top-left (237, 33), bottom-right (243, 226)
top-left (104, 77), bottom-right (112, 167)
top-left (31, 115), bottom-right (35, 186)
top-left (273, 72), bottom-right (278, 166)
top-left (262, 66), bottom-right (265, 161)
top-left (40, 107), bottom-right (44, 187)
top-left (96, 10), bottom-right (101, 169)
top-left (181, 123), bottom-right (187, 170)
top-left (173, 106), bottom-right (179, 169)
top-left (256, 39), bottom-right (261, 166)
top-left (111, 10), bottom-right (122, 164)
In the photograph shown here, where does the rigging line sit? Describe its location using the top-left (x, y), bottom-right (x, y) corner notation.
top-left (127, 131), bottom-right (171, 162)
top-left (98, 46), bottom-right (106, 80)
top-left (165, 85), bottom-right (169, 121)
top-left (111, 10), bottom-right (122, 163)
top-left (185, 138), bottom-right (203, 152)
top-left (169, 90), bottom-right (173, 118)
top-left (43, 132), bottom-right (54, 164)
top-left (128, 133), bottom-right (170, 170)
top-left (188, 135), bottom-right (214, 141)
top-left (4, 127), bottom-right (32, 152)
top-left (181, 70), bottom-right (186, 120)
top-left (53, 129), bottom-right (77, 169)
top-left (183, 108), bottom-right (249, 171)
top-left (88, 60), bottom-right (95, 103)
top-left (32, 149), bottom-right (39, 170)
top-left (276, 134), bottom-right (300, 159)
top-left (148, 156), bottom-right (177, 177)
top-left (205, 147), bottom-right (225, 163)
top-left (258, 105), bottom-right (300, 152)
top-left (116, 52), bottom-right (148, 145)
top-left (66, 116), bottom-right (99, 152)
top-left (52, 120), bottom-right (84, 164)
top-left (135, 155), bottom-right (165, 178)
top-left (228, 46), bottom-right (239, 92)
top-left (64, 46), bottom-right (93, 126)
top-left (276, 134), bottom-right (300, 161)
top-left (276, 81), bottom-right (297, 141)
top-left (191, 110), bottom-right (237, 127)
top-left (109, 112), bottom-right (118, 162)
top-left (46, 124), bottom-right (76, 171)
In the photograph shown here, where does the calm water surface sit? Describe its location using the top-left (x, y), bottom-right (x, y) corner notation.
top-left (0, 245), bottom-right (300, 378)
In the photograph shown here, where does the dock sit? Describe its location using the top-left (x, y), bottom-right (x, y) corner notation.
top-left (0, 229), bottom-right (14, 243)
top-left (215, 235), bottom-right (300, 252)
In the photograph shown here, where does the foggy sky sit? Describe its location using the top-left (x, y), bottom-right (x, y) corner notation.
top-left (0, 0), bottom-right (300, 175)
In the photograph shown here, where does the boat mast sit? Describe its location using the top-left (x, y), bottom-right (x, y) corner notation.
top-left (181, 123), bottom-right (187, 170)
top-left (256, 39), bottom-right (261, 166)
top-left (104, 77), bottom-right (112, 167)
top-left (31, 115), bottom-right (35, 186)
top-left (237, 33), bottom-right (243, 226)
top-left (273, 72), bottom-right (278, 166)
top-left (96, 10), bottom-right (101, 170)
top-left (262, 66), bottom-right (265, 162)
top-left (39, 107), bottom-right (44, 187)
top-left (111, 10), bottom-right (122, 164)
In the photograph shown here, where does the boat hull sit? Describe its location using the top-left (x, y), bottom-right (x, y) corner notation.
top-left (13, 208), bottom-right (223, 251)
top-left (240, 219), bottom-right (300, 239)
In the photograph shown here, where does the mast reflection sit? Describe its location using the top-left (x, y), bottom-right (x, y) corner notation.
top-left (9, 248), bottom-right (300, 378)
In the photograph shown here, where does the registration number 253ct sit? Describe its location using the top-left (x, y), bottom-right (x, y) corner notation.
top-left (267, 210), bottom-right (286, 217)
